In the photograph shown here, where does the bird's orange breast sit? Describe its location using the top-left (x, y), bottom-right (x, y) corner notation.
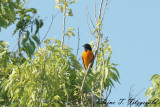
top-left (82, 50), bottom-right (94, 69)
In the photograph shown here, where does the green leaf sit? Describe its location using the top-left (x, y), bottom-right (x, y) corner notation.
top-left (32, 35), bottom-right (40, 45)
top-left (66, 8), bottom-right (73, 16)
top-left (39, 19), bottom-right (43, 28)
top-left (35, 19), bottom-right (39, 35)
top-left (150, 74), bottom-right (160, 81)
top-left (29, 38), bottom-right (36, 52)
top-left (55, 4), bottom-right (63, 12)
top-left (98, 18), bottom-right (103, 25)
top-left (54, 103), bottom-right (61, 107)
top-left (92, 28), bottom-right (98, 35)
top-left (54, 95), bottom-right (61, 101)
top-left (44, 38), bottom-right (53, 44)
top-left (110, 63), bottom-right (119, 66)
top-left (68, 28), bottom-right (74, 30)
top-left (0, 16), bottom-right (7, 28)
top-left (22, 31), bottom-right (29, 45)
top-left (55, 0), bottom-right (60, 4)
top-left (24, 8), bottom-right (37, 14)
top-left (145, 87), bottom-right (154, 96)
top-left (109, 70), bottom-right (120, 83)
top-left (110, 66), bottom-right (119, 77)
top-left (70, 0), bottom-right (77, 4)
top-left (104, 68), bottom-right (108, 80)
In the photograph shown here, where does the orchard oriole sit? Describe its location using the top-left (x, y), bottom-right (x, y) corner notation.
top-left (82, 44), bottom-right (94, 69)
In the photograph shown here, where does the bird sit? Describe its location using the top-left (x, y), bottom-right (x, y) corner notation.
top-left (82, 44), bottom-right (94, 69)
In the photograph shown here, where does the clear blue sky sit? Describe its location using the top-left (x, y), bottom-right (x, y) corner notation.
top-left (1, 0), bottom-right (160, 106)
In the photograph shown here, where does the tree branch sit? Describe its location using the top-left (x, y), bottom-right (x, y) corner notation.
top-left (80, 35), bottom-right (100, 106)
top-left (40, 11), bottom-right (59, 44)
top-left (100, 38), bottom-right (105, 106)
top-left (86, 6), bottom-right (95, 29)
top-left (61, 1), bottom-right (67, 50)
top-left (86, 8), bottom-right (96, 38)
top-left (18, 30), bottom-right (22, 63)
top-left (102, 0), bottom-right (108, 22)
top-left (40, 49), bottom-right (47, 107)
top-left (76, 27), bottom-right (80, 58)
top-left (94, 0), bottom-right (97, 23)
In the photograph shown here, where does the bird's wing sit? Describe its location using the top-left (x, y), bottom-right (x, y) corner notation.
top-left (90, 52), bottom-right (94, 68)
top-left (82, 56), bottom-right (86, 69)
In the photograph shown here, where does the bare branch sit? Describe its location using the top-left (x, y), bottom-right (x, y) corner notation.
top-left (127, 85), bottom-right (145, 107)
top-left (105, 87), bottom-right (112, 107)
top-left (105, 87), bottom-right (108, 106)
top-left (87, 34), bottom-right (94, 41)
top-left (86, 8), bottom-right (96, 38)
top-left (86, 6), bottom-right (95, 29)
top-left (98, 0), bottom-right (104, 19)
top-left (80, 64), bottom-right (92, 107)
top-left (18, 30), bottom-right (22, 62)
top-left (100, 36), bottom-right (105, 106)
top-left (76, 27), bottom-right (80, 58)
top-left (61, 2), bottom-right (67, 50)
top-left (107, 87), bottom-right (112, 100)
top-left (102, 0), bottom-right (108, 22)
top-left (12, 33), bottom-right (21, 53)
top-left (41, 11), bottom-right (59, 44)
top-left (94, 0), bottom-right (97, 23)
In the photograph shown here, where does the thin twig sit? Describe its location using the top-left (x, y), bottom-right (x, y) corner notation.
top-left (106, 87), bottom-right (112, 100)
top-left (94, 0), bottom-right (97, 23)
top-left (102, 0), bottom-right (108, 22)
top-left (98, 0), bottom-right (104, 105)
top-left (105, 87), bottom-right (108, 106)
top-left (100, 36), bottom-right (105, 106)
top-left (87, 34), bottom-right (94, 41)
top-left (40, 11), bottom-right (59, 44)
top-left (76, 27), bottom-right (80, 58)
top-left (81, 66), bottom-right (91, 107)
top-left (133, 88), bottom-right (145, 98)
top-left (12, 31), bottom-right (24, 53)
top-left (127, 85), bottom-right (134, 107)
top-left (80, 35), bottom-right (100, 106)
top-left (98, 0), bottom-right (104, 19)
top-left (40, 49), bottom-right (47, 107)
top-left (91, 74), bottom-right (101, 107)
top-left (86, 6), bottom-right (95, 29)
top-left (18, 30), bottom-right (22, 62)
top-left (61, 1), bottom-right (66, 50)
top-left (105, 87), bottom-right (112, 107)
top-left (86, 8), bottom-right (96, 38)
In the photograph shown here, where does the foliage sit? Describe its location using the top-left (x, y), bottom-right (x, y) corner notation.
top-left (0, 37), bottom-right (120, 106)
top-left (55, 0), bottom-right (77, 15)
top-left (0, 41), bottom-right (11, 105)
top-left (2, 38), bottom-right (83, 106)
top-left (0, 0), bottom-right (24, 31)
top-left (88, 39), bottom-right (120, 101)
top-left (13, 7), bottom-right (43, 58)
top-left (0, 0), bottom-right (120, 106)
top-left (145, 74), bottom-right (160, 107)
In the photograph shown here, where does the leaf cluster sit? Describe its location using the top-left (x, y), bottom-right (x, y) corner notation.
top-left (0, 0), bottom-right (24, 31)
top-left (1, 39), bottom-right (84, 106)
top-left (145, 74), bottom-right (160, 107)
top-left (87, 40), bottom-right (120, 101)
top-left (55, 0), bottom-right (77, 16)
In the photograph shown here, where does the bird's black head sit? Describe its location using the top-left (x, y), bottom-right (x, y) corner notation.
top-left (83, 44), bottom-right (92, 51)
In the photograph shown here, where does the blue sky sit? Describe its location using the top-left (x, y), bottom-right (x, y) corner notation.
top-left (1, 0), bottom-right (160, 106)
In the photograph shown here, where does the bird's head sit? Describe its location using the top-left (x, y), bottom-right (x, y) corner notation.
top-left (83, 44), bottom-right (92, 51)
